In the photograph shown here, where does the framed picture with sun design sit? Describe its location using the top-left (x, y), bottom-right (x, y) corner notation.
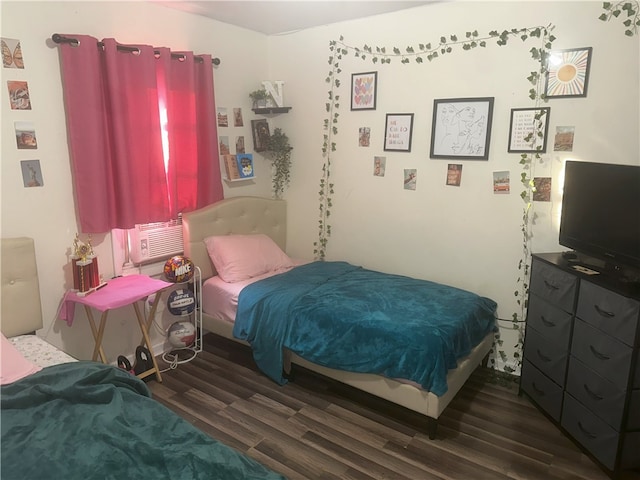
top-left (545, 47), bottom-right (593, 98)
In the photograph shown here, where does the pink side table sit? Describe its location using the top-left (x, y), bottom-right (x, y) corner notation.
top-left (60, 274), bottom-right (172, 382)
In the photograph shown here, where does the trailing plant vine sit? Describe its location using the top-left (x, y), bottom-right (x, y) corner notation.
top-left (599, 1), bottom-right (640, 35)
top-left (265, 128), bottom-right (293, 200)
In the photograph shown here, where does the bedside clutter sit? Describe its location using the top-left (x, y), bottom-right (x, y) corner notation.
top-left (520, 252), bottom-right (640, 479)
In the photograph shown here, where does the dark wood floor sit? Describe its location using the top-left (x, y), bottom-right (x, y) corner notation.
top-left (150, 334), bottom-right (639, 480)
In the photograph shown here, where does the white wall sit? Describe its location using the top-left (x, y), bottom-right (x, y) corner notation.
top-left (1, 1), bottom-right (638, 371)
top-left (0, 1), bottom-right (274, 360)
top-left (267, 1), bottom-right (639, 369)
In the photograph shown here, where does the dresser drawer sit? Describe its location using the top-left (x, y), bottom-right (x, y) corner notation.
top-left (530, 260), bottom-right (578, 313)
top-left (571, 319), bottom-right (633, 390)
top-left (565, 356), bottom-right (626, 430)
top-left (524, 326), bottom-right (569, 386)
top-left (561, 393), bottom-right (619, 471)
top-left (577, 281), bottom-right (640, 347)
top-left (526, 295), bottom-right (573, 349)
top-left (520, 359), bottom-right (564, 421)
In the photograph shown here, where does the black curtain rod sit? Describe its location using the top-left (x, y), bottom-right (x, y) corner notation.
top-left (51, 33), bottom-right (221, 66)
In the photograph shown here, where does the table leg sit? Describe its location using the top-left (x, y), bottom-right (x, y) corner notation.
top-left (84, 305), bottom-right (108, 363)
top-left (133, 299), bottom-right (163, 383)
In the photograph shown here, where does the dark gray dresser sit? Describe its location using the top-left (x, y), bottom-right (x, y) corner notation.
top-left (520, 253), bottom-right (640, 478)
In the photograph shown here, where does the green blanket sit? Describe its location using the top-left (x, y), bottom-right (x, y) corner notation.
top-left (1, 362), bottom-right (286, 480)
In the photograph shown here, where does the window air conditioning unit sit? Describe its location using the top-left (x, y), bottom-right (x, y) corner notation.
top-left (128, 217), bottom-right (183, 265)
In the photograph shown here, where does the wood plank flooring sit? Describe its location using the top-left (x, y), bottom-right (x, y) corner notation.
top-left (149, 334), bottom-right (639, 480)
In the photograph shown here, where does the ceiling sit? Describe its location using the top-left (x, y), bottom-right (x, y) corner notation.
top-left (150, 1), bottom-right (435, 35)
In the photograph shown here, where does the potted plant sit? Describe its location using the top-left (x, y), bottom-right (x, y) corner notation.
top-left (249, 88), bottom-right (269, 108)
top-left (265, 128), bottom-right (292, 199)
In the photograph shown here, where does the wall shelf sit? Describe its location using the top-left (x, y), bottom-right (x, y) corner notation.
top-left (252, 107), bottom-right (292, 114)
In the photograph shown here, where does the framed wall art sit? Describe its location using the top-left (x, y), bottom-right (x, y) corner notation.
top-left (508, 107), bottom-right (551, 153)
top-left (251, 119), bottom-right (270, 152)
top-left (384, 113), bottom-right (414, 152)
top-left (544, 47), bottom-right (592, 98)
top-left (351, 71), bottom-right (377, 111)
top-left (430, 97), bottom-right (494, 160)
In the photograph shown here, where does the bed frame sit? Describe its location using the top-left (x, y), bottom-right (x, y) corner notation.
top-left (1, 237), bottom-right (43, 337)
top-left (183, 196), bottom-right (494, 438)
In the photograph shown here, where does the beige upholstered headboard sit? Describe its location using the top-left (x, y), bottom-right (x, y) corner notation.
top-left (182, 196), bottom-right (287, 280)
top-left (1, 237), bottom-right (44, 337)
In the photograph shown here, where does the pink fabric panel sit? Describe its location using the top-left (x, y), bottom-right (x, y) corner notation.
top-left (1, 333), bottom-right (42, 385)
top-left (59, 275), bottom-right (172, 326)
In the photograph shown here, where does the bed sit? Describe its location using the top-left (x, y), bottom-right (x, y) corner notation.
top-left (182, 196), bottom-right (497, 438)
top-left (0, 236), bottom-right (286, 480)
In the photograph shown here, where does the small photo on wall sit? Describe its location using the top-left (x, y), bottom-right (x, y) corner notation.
top-left (15, 121), bottom-right (37, 149)
top-left (235, 136), bottom-right (245, 154)
top-left (533, 177), bottom-right (552, 202)
top-left (404, 169), bottom-right (417, 190)
top-left (2, 38), bottom-right (24, 69)
top-left (219, 136), bottom-right (230, 155)
top-left (554, 126), bottom-right (575, 152)
top-left (359, 127), bottom-right (370, 147)
top-left (7, 80), bottom-right (31, 110)
top-left (233, 108), bottom-right (244, 127)
top-left (216, 108), bottom-right (228, 127)
top-left (21, 159), bottom-right (43, 187)
top-left (493, 171), bottom-right (510, 194)
top-left (251, 119), bottom-right (270, 152)
top-left (446, 164), bottom-right (462, 186)
top-left (373, 156), bottom-right (386, 177)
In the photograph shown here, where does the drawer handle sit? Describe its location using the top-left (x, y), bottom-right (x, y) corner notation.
top-left (577, 421), bottom-right (597, 439)
top-left (531, 382), bottom-right (545, 396)
top-left (543, 280), bottom-right (559, 291)
top-left (583, 384), bottom-right (603, 401)
top-left (593, 305), bottom-right (615, 318)
top-left (589, 345), bottom-right (610, 361)
top-left (536, 349), bottom-right (552, 362)
top-left (540, 315), bottom-right (556, 327)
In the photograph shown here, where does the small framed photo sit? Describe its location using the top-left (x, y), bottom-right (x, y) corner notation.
top-left (351, 71), bottom-right (377, 111)
top-left (545, 47), bottom-right (592, 98)
top-left (430, 97), bottom-right (494, 160)
top-left (384, 113), bottom-right (414, 152)
top-left (508, 107), bottom-right (550, 153)
top-left (251, 119), bottom-right (270, 152)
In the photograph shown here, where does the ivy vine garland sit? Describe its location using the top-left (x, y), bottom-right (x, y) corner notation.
top-left (315, 2), bottom-right (638, 371)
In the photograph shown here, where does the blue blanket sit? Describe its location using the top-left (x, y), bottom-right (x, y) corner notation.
top-left (234, 261), bottom-right (497, 396)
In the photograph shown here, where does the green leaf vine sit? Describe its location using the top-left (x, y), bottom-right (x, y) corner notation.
top-left (599, 1), bottom-right (640, 36)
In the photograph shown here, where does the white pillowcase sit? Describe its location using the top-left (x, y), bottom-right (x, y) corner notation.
top-left (204, 234), bottom-right (293, 283)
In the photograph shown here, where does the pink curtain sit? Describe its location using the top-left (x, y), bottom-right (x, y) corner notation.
top-left (57, 35), bottom-right (222, 233)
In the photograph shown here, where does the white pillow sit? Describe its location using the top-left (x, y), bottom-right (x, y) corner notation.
top-left (204, 234), bottom-right (293, 283)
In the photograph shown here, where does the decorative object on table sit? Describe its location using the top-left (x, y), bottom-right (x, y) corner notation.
top-left (71, 233), bottom-right (103, 294)
top-left (430, 97), bottom-right (494, 160)
top-left (384, 113), bottom-right (414, 152)
top-left (508, 107), bottom-right (550, 153)
top-left (544, 47), bottom-right (592, 98)
top-left (251, 119), bottom-right (270, 152)
top-left (351, 71), bottom-right (377, 111)
top-left (167, 320), bottom-right (196, 348)
top-left (163, 255), bottom-right (194, 283)
top-left (264, 128), bottom-right (292, 199)
top-left (167, 288), bottom-right (196, 316)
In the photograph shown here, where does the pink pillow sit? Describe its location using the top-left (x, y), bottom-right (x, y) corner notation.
top-left (204, 234), bottom-right (293, 283)
top-left (1, 333), bottom-right (42, 385)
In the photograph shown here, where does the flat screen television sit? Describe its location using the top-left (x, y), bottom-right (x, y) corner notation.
top-left (559, 161), bottom-right (640, 277)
